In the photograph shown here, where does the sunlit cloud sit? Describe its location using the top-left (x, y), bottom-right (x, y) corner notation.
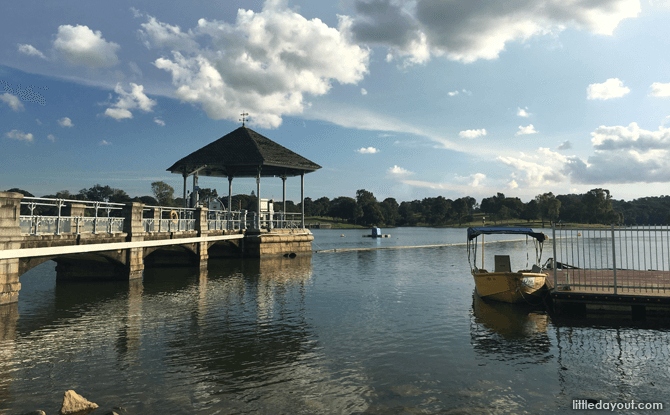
top-left (356, 146), bottom-right (379, 154)
top-left (5, 129), bottom-right (33, 142)
top-left (0, 93), bottom-right (24, 111)
top-left (58, 117), bottom-right (74, 127)
top-left (54, 24), bottom-right (120, 68)
top-left (388, 165), bottom-right (414, 177)
top-left (517, 107), bottom-right (530, 117)
top-left (17, 44), bottom-right (48, 60)
top-left (650, 82), bottom-right (670, 97)
top-left (459, 128), bottom-right (487, 139)
top-left (516, 124), bottom-right (537, 135)
top-left (587, 78), bottom-right (630, 100)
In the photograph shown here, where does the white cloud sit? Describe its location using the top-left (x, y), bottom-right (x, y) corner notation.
top-left (58, 117), bottom-right (74, 127)
top-left (557, 140), bottom-right (572, 150)
top-left (130, 7), bottom-right (143, 19)
top-left (650, 82), bottom-right (670, 97)
top-left (152, 5), bottom-right (369, 128)
top-left (516, 124), bottom-right (538, 135)
top-left (587, 78), bottom-right (630, 100)
top-left (470, 173), bottom-right (486, 187)
top-left (47, 134), bottom-right (56, 142)
top-left (0, 93), bottom-right (24, 111)
top-left (356, 146), bottom-right (378, 154)
top-left (17, 44), bottom-right (48, 60)
top-left (139, 16), bottom-right (199, 51)
top-left (99, 140), bottom-right (112, 146)
top-left (104, 83), bottom-right (156, 120)
top-left (54, 24), bottom-right (120, 68)
top-left (154, 118), bottom-right (166, 126)
top-left (459, 128), bottom-right (487, 139)
top-left (361, 88), bottom-right (368, 95)
top-left (498, 149), bottom-right (567, 188)
top-left (5, 130), bottom-right (34, 142)
top-left (448, 90), bottom-right (459, 96)
top-left (348, 0), bottom-right (640, 65)
top-left (508, 180), bottom-right (519, 189)
top-left (36, 119), bottom-right (42, 125)
top-left (590, 122), bottom-right (670, 151)
top-left (500, 123), bottom-right (670, 186)
top-left (517, 107), bottom-right (530, 117)
top-left (388, 165), bottom-right (414, 177)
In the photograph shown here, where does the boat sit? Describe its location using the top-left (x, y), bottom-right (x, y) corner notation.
top-left (467, 227), bottom-right (552, 303)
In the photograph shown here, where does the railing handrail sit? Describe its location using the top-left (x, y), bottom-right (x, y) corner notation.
top-left (20, 196), bottom-right (126, 208)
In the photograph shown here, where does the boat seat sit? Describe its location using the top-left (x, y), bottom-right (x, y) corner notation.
top-left (494, 255), bottom-right (511, 273)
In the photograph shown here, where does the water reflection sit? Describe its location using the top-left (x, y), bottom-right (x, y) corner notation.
top-left (553, 317), bottom-right (670, 406)
top-left (470, 291), bottom-right (552, 363)
top-left (0, 303), bottom-right (18, 406)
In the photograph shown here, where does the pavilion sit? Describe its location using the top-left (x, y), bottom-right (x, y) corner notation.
top-left (167, 126), bottom-right (321, 229)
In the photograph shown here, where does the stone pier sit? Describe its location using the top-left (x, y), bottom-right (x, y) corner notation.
top-left (0, 192), bottom-right (23, 305)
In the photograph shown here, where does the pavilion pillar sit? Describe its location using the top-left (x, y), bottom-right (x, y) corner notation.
top-left (228, 176), bottom-right (233, 230)
top-left (282, 176), bottom-right (286, 228)
top-left (182, 173), bottom-right (188, 209)
top-left (301, 171), bottom-right (305, 229)
top-left (256, 171), bottom-right (261, 230)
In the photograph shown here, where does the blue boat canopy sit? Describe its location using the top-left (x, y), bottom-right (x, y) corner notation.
top-left (467, 227), bottom-right (546, 242)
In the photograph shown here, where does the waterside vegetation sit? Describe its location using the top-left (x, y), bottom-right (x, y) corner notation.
top-left (4, 183), bottom-right (668, 228)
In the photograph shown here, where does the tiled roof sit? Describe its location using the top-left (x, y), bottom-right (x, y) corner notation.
top-left (167, 127), bottom-right (321, 177)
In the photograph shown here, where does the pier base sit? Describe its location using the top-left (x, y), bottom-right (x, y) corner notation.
top-left (243, 229), bottom-right (314, 258)
top-left (0, 192), bottom-right (23, 305)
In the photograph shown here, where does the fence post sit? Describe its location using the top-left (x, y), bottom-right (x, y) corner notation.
top-left (552, 223), bottom-right (557, 289)
top-left (611, 224), bottom-right (617, 294)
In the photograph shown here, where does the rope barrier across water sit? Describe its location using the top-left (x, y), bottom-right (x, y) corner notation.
top-left (313, 238), bottom-right (547, 254)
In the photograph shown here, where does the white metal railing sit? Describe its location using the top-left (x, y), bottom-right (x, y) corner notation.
top-left (551, 224), bottom-right (670, 294)
top-left (19, 197), bottom-right (125, 235)
top-left (142, 206), bottom-right (197, 233)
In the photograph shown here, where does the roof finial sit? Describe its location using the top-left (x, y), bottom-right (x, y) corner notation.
top-left (240, 111), bottom-right (249, 127)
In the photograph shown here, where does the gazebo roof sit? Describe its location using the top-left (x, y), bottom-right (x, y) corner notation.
top-left (167, 126), bottom-right (321, 178)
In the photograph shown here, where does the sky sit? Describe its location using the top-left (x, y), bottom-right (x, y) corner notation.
top-left (2, 0), bottom-right (670, 205)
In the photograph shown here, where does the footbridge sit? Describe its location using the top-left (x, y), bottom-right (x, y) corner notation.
top-left (0, 192), bottom-right (314, 305)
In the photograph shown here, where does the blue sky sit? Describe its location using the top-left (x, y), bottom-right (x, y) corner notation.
top-left (2, 0), bottom-right (670, 204)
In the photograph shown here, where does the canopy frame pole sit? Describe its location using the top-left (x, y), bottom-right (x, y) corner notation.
top-left (256, 168), bottom-right (261, 230)
top-left (301, 171), bottom-right (305, 229)
top-left (228, 176), bottom-right (233, 230)
top-left (182, 172), bottom-right (188, 209)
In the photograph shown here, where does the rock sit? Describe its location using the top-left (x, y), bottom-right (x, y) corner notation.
top-left (21, 411), bottom-right (46, 415)
top-left (59, 390), bottom-right (99, 415)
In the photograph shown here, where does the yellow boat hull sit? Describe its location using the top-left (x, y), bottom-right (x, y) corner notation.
top-left (472, 270), bottom-right (549, 303)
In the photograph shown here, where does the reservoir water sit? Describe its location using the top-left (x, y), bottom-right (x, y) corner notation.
top-left (1, 227), bottom-right (669, 414)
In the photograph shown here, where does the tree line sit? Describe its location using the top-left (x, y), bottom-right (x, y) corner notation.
top-left (5, 183), bottom-right (668, 227)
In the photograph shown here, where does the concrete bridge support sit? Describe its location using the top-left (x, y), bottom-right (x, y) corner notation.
top-left (124, 202), bottom-right (145, 280)
top-left (0, 192), bottom-right (23, 305)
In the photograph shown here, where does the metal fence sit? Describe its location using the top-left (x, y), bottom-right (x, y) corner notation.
top-left (19, 197), bottom-right (125, 235)
top-left (551, 225), bottom-right (670, 294)
top-left (18, 197), bottom-right (306, 235)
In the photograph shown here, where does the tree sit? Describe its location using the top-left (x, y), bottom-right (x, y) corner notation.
top-left (380, 198), bottom-right (400, 226)
top-left (535, 192), bottom-right (561, 227)
top-left (151, 181), bottom-right (175, 206)
top-left (521, 200), bottom-right (539, 222)
top-left (582, 188), bottom-right (619, 224)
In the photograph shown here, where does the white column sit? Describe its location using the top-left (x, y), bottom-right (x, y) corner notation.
top-left (228, 176), bottom-right (233, 230)
top-left (301, 172), bottom-right (305, 229)
top-left (182, 173), bottom-right (187, 208)
top-left (256, 172), bottom-right (261, 230)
